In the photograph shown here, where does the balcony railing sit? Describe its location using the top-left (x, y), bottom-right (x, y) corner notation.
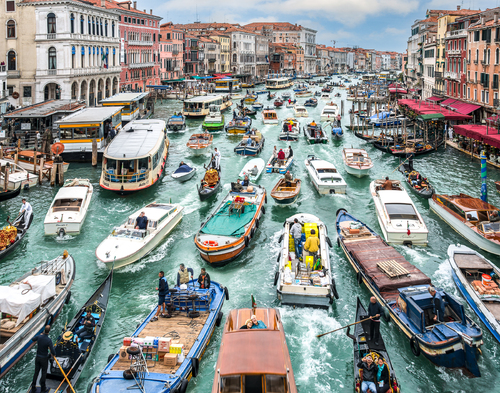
top-left (129, 62), bottom-right (154, 69)
top-left (481, 60), bottom-right (488, 65)
top-left (474, 59), bottom-right (478, 64)
top-left (493, 81), bottom-right (499, 89)
top-left (70, 66), bottom-right (121, 76)
top-left (444, 71), bottom-right (459, 80)
top-left (128, 40), bottom-right (153, 46)
top-left (7, 70), bottom-right (20, 78)
top-left (434, 71), bottom-right (443, 79)
top-left (446, 29), bottom-right (467, 38)
top-left (448, 49), bottom-right (461, 56)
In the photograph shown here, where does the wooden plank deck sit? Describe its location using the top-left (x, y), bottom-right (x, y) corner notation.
top-left (454, 253), bottom-right (492, 270)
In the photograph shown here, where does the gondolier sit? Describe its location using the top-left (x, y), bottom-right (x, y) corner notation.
top-left (19, 198), bottom-right (32, 223)
top-left (31, 326), bottom-right (56, 393)
top-left (213, 148), bottom-right (221, 171)
top-left (368, 296), bottom-right (383, 345)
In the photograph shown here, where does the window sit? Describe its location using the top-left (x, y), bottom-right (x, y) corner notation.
top-left (48, 47), bottom-right (56, 69)
top-left (88, 17), bottom-right (91, 34)
top-left (47, 13), bottom-right (56, 34)
top-left (132, 18), bottom-right (136, 24)
top-left (112, 22), bottom-right (115, 37)
top-left (70, 13), bottom-right (74, 33)
top-left (92, 17), bottom-right (95, 35)
top-left (7, 19), bottom-right (15, 38)
top-left (105, 20), bottom-right (108, 36)
top-left (72, 46), bottom-right (76, 68)
top-left (23, 86), bottom-right (31, 98)
top-left (385, 204), bottom-right (418, 220)
top-left (80, 15), bottom-right (84, 34)
top-left (6, 0), bottom-right (15, 11)
top-left (100, 18), bottom-right (103, 36)
top-left (7, 50), bottom-right (16, 70)
top-left (141, 19), bottom-right (144, 25)
top-left (81, 46), bottom-right (85, 67)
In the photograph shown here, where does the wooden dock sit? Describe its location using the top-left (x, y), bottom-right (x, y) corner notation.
top-left (446, 140), bottom-right (500, 170)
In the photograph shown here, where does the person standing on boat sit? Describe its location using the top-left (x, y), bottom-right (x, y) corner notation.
top-left (368, 296), bottom-right (383, 345)
top-left (152, 271), bottom-right (168, 321)
top-left (287, 145), bottom-right (293, 158)
top-left (197, 268), bottom-right (211, 289)
top-left (41, 127), bottom-right (53, 155)
top-left (290, 218), bottom-right (303, 260)
top-left (19, 198), bottom-right (32, 223)
top-left (135, 212), bottom-right (148, 230)
top-left (213, 148), bottom-right (221, 171)
top-left (357, 355), bottom-right (377, 393)
top-left (429, 286), bottom-right (445, 323)
top-left (242, 175), bottom-right (250, 187)
top-left (177, 263), bottom-right (194, 287)
top-left (31, 325), bottom-right (55, 393)
top-left (277, 149), bottom-right (286, 166)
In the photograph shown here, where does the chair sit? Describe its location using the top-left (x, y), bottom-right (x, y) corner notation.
top-left (107, 169), bottom-right (119, 183)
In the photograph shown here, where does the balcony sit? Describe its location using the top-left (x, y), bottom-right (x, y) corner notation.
top-left (446, 29), bottom-right (467, 39)
top-left (493, 81), bottom-right (499, 90)
top-left (434, 71), bottom-right (443, 80)
top-left (128, 40), bottom-right (153, 46)
top-left (494, 99), bottom-right (500, 107)
top-left (172, 50), bottom-right (179, 56)
top-left (35, 33), bottom-right (120, 44)
top-left (69, 66), bottom-right (121, 76)
top-left (7, 70), bottom-right (20, 78)
top-left (481, 60), bottom-right (488, 65)
top-left (129, 62), bottom-right (154, 69)
top-left (448, 49), bottom-right (461, 56)
top-left (444, 71), bottom-right (459, 80)
top-left (473, 60), bottom-right (478, 64)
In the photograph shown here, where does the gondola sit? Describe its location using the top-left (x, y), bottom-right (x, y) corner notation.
top-left (371, 141), bottom-right (392, 153)
top-left (239, 106), bottom-right (257, 117)
top-left (198, 164), bottom-right (221, 201)
top-left (0, 184), bottom-right (21, 202)
top-left (347, 297), bottom-right (400, 393)
top-left (0, 212), bottom-right (33, 260)
top-left (386, 139), bottom-right (445, 157)
top-left (270, 178), bottom-right (301, 205)
top-left (398, 162), bottom-right (434, 199)
top-left (28, 270), bottom-right (113, 393)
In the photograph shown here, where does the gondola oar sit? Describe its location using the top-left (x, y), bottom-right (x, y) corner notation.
top-left (52, 354), bottom-right (76, 393)
top-left (317, 317), bottom-right (372, 338)
top-left (53, 353), bottom-right (83, 393)
top-left (390, 155), bottom-right (411, 174)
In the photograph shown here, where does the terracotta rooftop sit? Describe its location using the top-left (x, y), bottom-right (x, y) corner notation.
top-left (244, 22), bottom-right (303, 31)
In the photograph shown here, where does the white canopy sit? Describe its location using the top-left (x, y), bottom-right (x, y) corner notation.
top-left (12, 275), bottom-right (56, 304)
top-left (0, 286), bottom-right (41, 326)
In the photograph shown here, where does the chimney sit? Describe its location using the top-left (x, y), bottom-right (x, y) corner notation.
top-left (101, 0), bottom-right (105, 6)
top-left (495, 12), bottom-right (499, 23)
top-left (150, 9), bottom-right (152, 14)
top-left (133, 1), bottom-right (136, 9)
top-left (481, 16), bottom-right (485, 25)
top-left (457, 5), bottom-right (461, 10)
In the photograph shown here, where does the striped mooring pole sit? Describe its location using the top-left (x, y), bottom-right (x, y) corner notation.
top-left (481, 150), bottom-right (488, 203)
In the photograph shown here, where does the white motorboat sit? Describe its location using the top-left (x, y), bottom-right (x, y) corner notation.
top-left (304, 155), bottom-right (346, 194)
top-left (171, 164), bottom-right (197, 182)
top-left (294, 105), bottom-right (308, 118)
top-left (279, 118), bottom-right (300, 141)
top-left (320, 103), bottom-right (339, 122)
top-left (238, 158), bottom-right (265, 182)
top-left (44, 179), bottom-right (93, 236)
top-left (0, 158), bottom-right (38, 190)
top-left (262, 108), bottom-right (279, 124)
top-left (320, 93), bottom-right (331, 100)
top-left (96, 202), bottom-right (184, 269)
top-left (276, 213), bottom-right (337, 308)
top-left (370, 179), bottom-right (428, 246)
top-left (266, 150), bottom-right (294, 174)
top-left (342, 148), bottom-right (373, 178)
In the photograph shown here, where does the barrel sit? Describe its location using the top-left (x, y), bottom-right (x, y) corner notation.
top-left (482, 274), bottom-right (492, 286)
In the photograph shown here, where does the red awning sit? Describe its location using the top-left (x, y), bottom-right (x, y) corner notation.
top-left (450, 101), bottom-right (481, 115)
top-left (454, 124), bottom-right (500, 149)
top-left (398, 98), bottom-right (472, 121)
top-left (440, 98), bottom-right (457, 106)
top-left (426, 96), bottom-right (444, 102)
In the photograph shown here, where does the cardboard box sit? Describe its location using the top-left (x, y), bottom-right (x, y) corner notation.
top-left (119, 346), bottom-right (129, 361)
top-left (143, 336), bottom-right (155, 346)
top-left (164, 353), bottom-right (178, 366)
top-left (158, 337), bottom-right (171, 352)
top-left (170, 344), bottom-right (184, 354)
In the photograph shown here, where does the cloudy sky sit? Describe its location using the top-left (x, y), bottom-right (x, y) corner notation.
top-left (139, 0), bottom-right (500, 52)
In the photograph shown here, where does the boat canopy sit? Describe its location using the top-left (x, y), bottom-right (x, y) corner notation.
top-left (54, 186), bottom-right (89, 201)
top-left (201, 203), bottom-right (257, 237)
top-left (174, 165), bottom-right (194, 174)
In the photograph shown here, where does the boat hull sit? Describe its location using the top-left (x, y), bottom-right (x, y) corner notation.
top-left (172, 169), bottom-right (196, 182)
top-left (344, 164), bottom-right (370, 178)
top-left (198, 181), bottom-right (221, 201)
top-left (271, 194), bottom-right (299, 205)
top-left (44, 221), bottom-right (84, 236)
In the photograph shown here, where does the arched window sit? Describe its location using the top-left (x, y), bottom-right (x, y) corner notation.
top-left (100, 18), bottom-right (103, 36)
top-left (80, 15), bottom-right (84, 34)
top-left (7, 19), bottom-right (15, 38)
top-left (92, 17), bottom-right (95, 35)
top-left (81, 46), bottom-right (85, 68)
top-left (47, 13), bottom-right (56, 34)
top-left (111, 21), bottom-right (115, 37)
top-left (88, 17), bottom-right (91, 34)
top-left (496, 48), bottom-right (500, 64)
top-left (104, 20), bottom-right (108, 36)
top-left (70, 13), bottom-right (74, 33)
top-left (48, 47), bottom-right (56, 69)
top-left (7, 50), bottom-right (16, 70)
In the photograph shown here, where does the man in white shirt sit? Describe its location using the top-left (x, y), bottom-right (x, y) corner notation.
top-left (213, 148), bottom-right (221, 171)
top-left (19, 198), bottom-right (32, 223)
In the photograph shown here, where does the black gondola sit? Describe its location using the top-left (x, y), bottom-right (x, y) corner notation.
top-left (398, 163), bottom-right (434, 199)
top-left (0, 212), bottom-right (33, 260)
top-left (28, 270), bottom-right (113, 393)
top-left (347, 298), bottom-right (400, 393)
top-left (198, 161), bottom-right (221, 201)
top-left (371, 141), bottom-right (392, 153)
top-left (0, 184), bottom-right (21, 202)
top-left (239, 107), bottom-right (257, 117)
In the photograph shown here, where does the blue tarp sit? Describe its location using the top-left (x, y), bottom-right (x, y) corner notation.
top-left (174, 165), bottom-right (193, 174)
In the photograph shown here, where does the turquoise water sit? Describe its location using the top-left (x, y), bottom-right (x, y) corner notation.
top-left (2, 78), bottom-right (500, 393)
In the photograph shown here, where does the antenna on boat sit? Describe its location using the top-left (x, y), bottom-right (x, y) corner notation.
top-left (481, 150), bottom-right (488, 202)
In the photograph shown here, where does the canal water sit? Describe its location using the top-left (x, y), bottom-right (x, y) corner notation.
top-left (2, 77), bottom-right (500, 393)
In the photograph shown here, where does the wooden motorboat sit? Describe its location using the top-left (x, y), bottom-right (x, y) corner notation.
top-left (11, 150), bottom-right (70, 175)
top-left (0, 212), bottom-right (33, 260)
top-left (211, 306), bottom-right (297, 393)
top-left (0, 159), bottom-right (38, 190)
top-left (202, 105), bottom-right (225, 131)
top-left (303, 122), bottom-right (328, 144)
top-left (279, 118), bottom-right (300, 141)
top-left (225, 116), bottom-right (252, 134)
top-left (305, 155), bottom-right (346, 194)
top-left (0, 252), bottom-right (75, 379)
top-left (172, 164), bottom-right (197, 182)
top-left (243, 94), bottom-right (257, 104)
top-left (266, 150), bottom-right (294, 174)
top-left (347, 298), bottom-right (401, 393)
top-left (293, 105), bottom-right (308, 118)
top-left (262, 108), bottom-right (278, 125)
top-left (430, 193), bottom-right (500, 256)
top-left (336, 209), bottom-right (483, 377)
top-left (342, 148), bottom-right (373, 178)
top-left (198, 166), bottom-right (221, 201)
top-left (194, 184), bottom-right (266, 265)
top-left (186, 133), bottom-right (213, 155)
top-left (303, 98), bottom-right (318, 107)
top-left (166, 113), bottom-right (186, 132)
top-left (44, 179), bottom-right (93, 236)
top-left (398, 163), bottom-right (434, 199)
top-left (273, 98), bottom-right (284, 107)
top-left (95, 202), bottom-right (184, 269)
top-left (251, 102), bottom-right (263, 110)
top-left (370, 179), bottom-right (428, 245)
top-left (234, 132), bottom-right (265, 156)
top-left (28, 270), bottom-right (112, 393)
top-left (295, 90), bottom-right (312, 98)
top-left (276, 214), bottom-right (337, 307)
top-left (90, 280), bottom-right (226, 393)
top-left (239, 106), bottom-right (257, 117)
top-left (320, 102), bottom-right (339, 121)
top-left (448, 244), bottom-right (500, 344)
top-left (270, 178), bottom-right (301, 205)
top-left (0, 184), bottom-right (21, 202)
top-left (238, 158), bottom-right (265, 182)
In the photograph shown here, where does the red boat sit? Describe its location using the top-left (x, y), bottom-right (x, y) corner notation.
top-left (274, 99), bottom-right (284, 107)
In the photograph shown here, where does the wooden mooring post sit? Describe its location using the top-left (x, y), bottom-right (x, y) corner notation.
top-left (92, 138), bottom-right (98, 167)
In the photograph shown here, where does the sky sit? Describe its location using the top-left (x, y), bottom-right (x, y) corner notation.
top-left (138, 0), bottom-right (500, 52)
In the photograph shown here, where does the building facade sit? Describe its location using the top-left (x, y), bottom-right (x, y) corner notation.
top-left (255, 34), bottom-right (269, 80)
top-left (159, 22), bottom-right (184, 81)
top-left (184, 34), bottom-right (200, 76)
top-left (210, 33), bottom-right (230, 73)
top-left (422, 33), bottom-right (437, 99)
top-left (228, 27), bottom-right (255, 78)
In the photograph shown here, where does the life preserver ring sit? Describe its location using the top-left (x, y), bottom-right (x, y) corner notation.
top-left (202, 240), bottom-right (218, 247)
top-left (410, 335), bottom-right (421, 357)
top-left (12, 92), bottom-right (19, 99)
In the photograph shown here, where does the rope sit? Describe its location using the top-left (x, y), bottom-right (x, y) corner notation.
top-left (162, 331), bottom-right (180, 340)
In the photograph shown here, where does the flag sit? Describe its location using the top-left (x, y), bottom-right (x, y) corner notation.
top-left (101, 52), bottom-right (108, 69)
top-left (251, 294), bottom-right (257, 309)
top-left (407, 221), bottom-right (411, 236)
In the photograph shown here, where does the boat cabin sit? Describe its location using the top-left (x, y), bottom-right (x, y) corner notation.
top-left (113, 203), bottom-right (177, 238)
top-left (215, 78), bottom-right (242, 93)
top-left (101, 92), bottom-right (149, 124)
top-left (265, 77), bottom-right (292, 90)
top-left (183, 95), bottom-right (231, 117)
top-left (55, 106), bottom-right (123, 162)
top-left (263, 110), bottom-right (277, 121)
top-left (50, 185), bottom-right (90, 213)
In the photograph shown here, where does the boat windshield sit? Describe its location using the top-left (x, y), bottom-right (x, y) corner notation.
top-left (385, 203), bottom-right (418, 220)
top-left (482, 222), bottom-right (500, 233)
top-left (111, 227), bottom-right (146, 238)
top-left (220, 375), bottom-right (286, 393)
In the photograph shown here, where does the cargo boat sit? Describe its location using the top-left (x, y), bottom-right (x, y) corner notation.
top-left (336, 209), bottom-right (483, 377)
top-left (89, 280), bottom-right (226, 393)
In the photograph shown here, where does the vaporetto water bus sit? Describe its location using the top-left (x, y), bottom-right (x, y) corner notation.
top-left (55, 106), bottom-right (123, 162)
top-left (265, 77), bottom-right (293, 90)
top-left (215, 78), bottom-right (242, 92)
top-left (100, 92), bottom-right (149, 125)
top-left (182, 95), bottom-right (232, 118)
top-left (100, 119), bottom-right (169, 195)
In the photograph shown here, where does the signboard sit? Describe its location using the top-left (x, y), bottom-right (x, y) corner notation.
top-left (0, 130), bottom-right (5, 138)
top-left (21, 123), bottom-right (31, 130)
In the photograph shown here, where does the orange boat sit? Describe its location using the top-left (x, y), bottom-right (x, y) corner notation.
top-left (8, 150), bottom-right (70, 175)
top-left (194, 184), bottom-right (266, 266)
top-left (187, 133), bottom-right (213, 155)
top-left (211, 307), bottom-right (297, 393)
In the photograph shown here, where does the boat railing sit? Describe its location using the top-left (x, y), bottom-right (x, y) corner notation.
top-left (102, 168), bottom-right (149, 183)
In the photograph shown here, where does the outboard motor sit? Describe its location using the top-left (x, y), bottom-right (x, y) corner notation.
top-left (58, 228), bottom-right (66, 238)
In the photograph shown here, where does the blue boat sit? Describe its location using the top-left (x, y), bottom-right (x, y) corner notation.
top-left (331, 127), bottom-right (343, 139)
top-left (88, 280), bottom-right (227, 393)
top-left (447, 244), bottom-right (500, 344)
top-left (303, 98), bottom-right (318, 107)
top-left (234, 133), bottom-right (265, 156)
top-left (336, 209), bottom-right (483, 377)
